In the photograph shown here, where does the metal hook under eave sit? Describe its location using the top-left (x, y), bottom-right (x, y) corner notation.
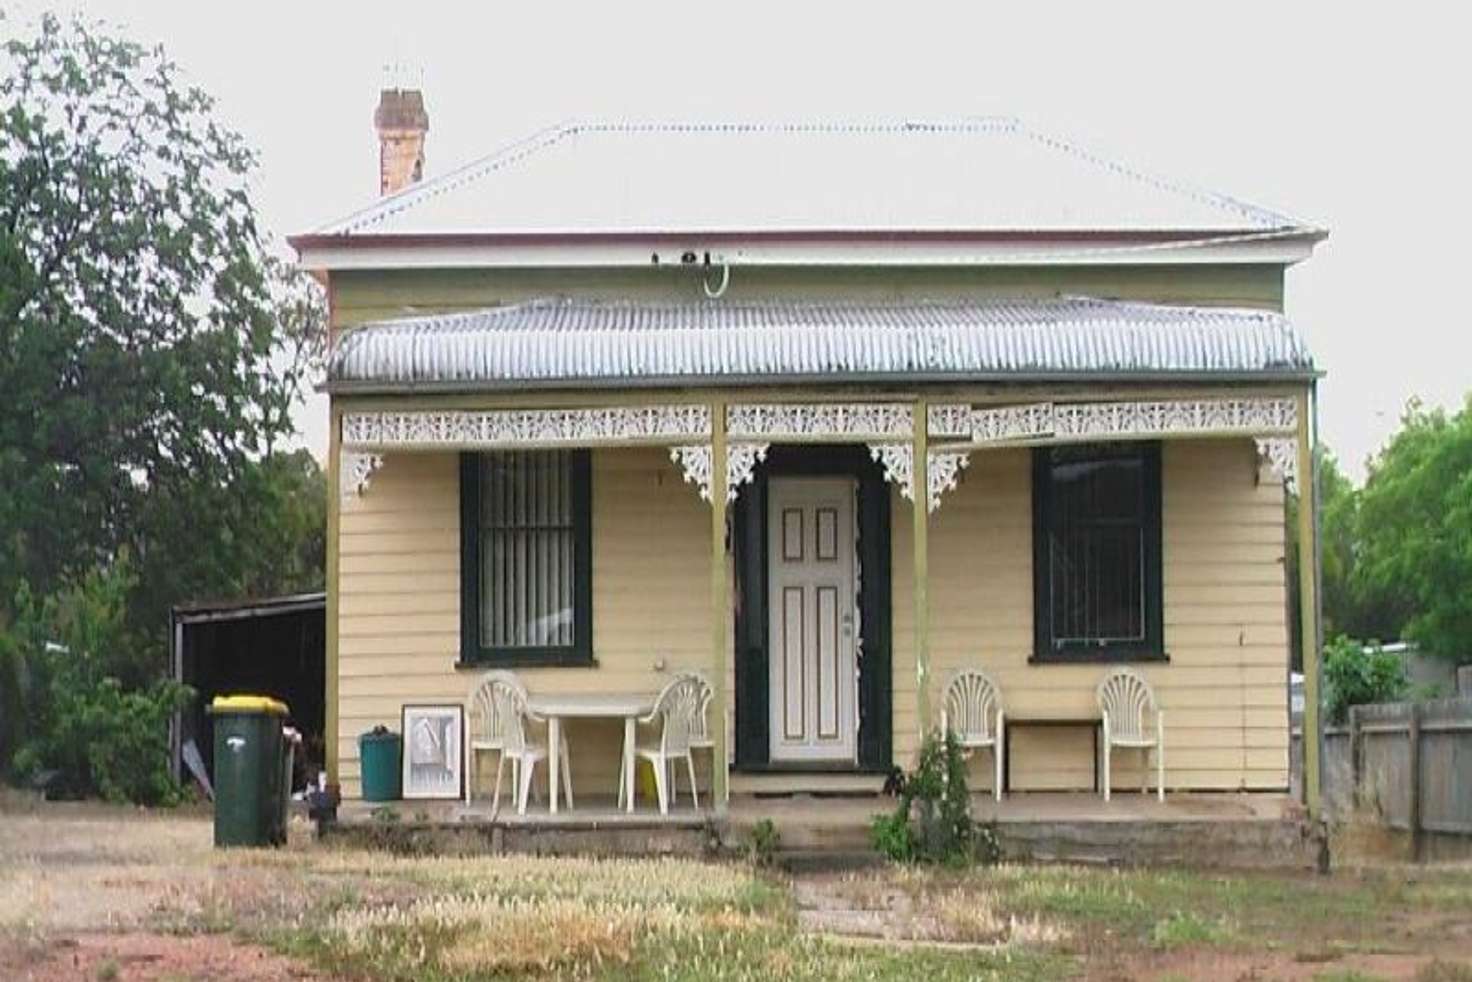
top-left (702, 261), bottom-right (731, 299)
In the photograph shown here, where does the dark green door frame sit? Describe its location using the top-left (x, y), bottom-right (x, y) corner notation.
top-left (732, 444), bottom-right (893, 772)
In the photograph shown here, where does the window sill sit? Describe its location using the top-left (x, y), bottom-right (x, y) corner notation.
top-left (1028, 650), bottom-right (1170, 666)
top-left (456, 652), bottom-right (598, 670)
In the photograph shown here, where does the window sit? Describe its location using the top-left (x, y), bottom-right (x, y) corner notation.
top-left (459, 450), bottom-right (592, 666)
top-left (1031, 443), bottom-right (1163, 662)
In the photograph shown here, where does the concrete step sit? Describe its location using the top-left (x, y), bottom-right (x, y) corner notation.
top-left (777, 848), bottom-right (886, 875)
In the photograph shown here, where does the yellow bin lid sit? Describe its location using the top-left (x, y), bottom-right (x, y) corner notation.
top-left (209, 694), bottom-right (289, 716)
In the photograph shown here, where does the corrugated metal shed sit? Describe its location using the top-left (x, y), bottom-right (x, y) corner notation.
top-left (313, 119), bottom-right (1311, 238)
top-left (326, 296), bottom-right (1316, 392)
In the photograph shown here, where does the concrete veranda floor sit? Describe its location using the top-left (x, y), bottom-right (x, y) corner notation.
top-left (338, 790), bottom-right (1298, 827)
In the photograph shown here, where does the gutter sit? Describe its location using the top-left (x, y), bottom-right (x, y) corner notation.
top-left (319, 367), bottom-right (1323, 397)
top-left (290, 227), bottom-right (1329, 271)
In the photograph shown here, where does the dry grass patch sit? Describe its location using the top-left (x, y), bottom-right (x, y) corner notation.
top-left (328, 893), bottom-right (678, 977)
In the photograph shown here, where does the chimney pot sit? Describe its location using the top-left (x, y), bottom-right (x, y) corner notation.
top-left (375, 88), bottom-right (428, 196)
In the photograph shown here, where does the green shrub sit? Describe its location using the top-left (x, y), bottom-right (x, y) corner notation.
top-left (1323, 636), bottom-right (1409, 724)
top-left (870, 729), bottom-right (1000, 866)
top-left (4, 564), bottom-right (189, 804)
top-left (743, 818), bottom-right (781, 867)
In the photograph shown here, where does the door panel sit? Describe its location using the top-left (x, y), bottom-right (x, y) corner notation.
top-left (768, 477), bottom-right (857, 762)
top-left (781, 586), bottom-right (804, 740)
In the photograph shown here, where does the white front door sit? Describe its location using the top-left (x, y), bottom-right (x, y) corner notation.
top-left (768, 477), bottom-right (858, 762)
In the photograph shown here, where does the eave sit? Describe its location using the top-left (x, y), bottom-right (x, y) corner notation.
top-left (289, 226), bottom-right (1327, 272)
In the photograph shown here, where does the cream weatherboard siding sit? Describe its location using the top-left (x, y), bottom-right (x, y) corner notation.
top-left (334, 435), bottom-right (1288, 798)
top-left (336, 447), bottom-right (715, 798)
top-left (893, 439), bottom-right (1290, 792)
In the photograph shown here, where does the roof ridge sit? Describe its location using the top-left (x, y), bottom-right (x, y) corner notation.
top-left (320, 120), bottom-right (583, 235)
top-left (1013, 122), bottom-right (1310, 231)
top-left (312, 118), bottom-right (1319, 237)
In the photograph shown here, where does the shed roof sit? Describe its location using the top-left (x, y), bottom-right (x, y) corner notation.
top-left (172, 593), bottom-right (326, 625)
top-left (326, 296), bottom-right (1316, 393)
top-left (311, 119), bottom-right (1314, 239)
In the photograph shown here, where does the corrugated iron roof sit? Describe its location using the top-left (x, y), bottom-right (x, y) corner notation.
top-left (312, 119), bottom-right (1312, 238)
top-left (326, 297), bottom-right (1315, 392)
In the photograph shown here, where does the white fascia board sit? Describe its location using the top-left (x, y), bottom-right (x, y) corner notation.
top-left (295, 232), bottom-right (1322, 273)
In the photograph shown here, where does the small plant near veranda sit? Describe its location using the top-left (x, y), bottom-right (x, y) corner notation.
top-left (870, 729), bottom-right (1000, 865)
top-left (744, 818), bottom-right (781, 867)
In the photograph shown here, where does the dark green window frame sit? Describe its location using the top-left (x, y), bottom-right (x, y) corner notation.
top-left (1031, 442), bottom-right (1165, 664)
top-left (459, 450), bottom-right (593, 668)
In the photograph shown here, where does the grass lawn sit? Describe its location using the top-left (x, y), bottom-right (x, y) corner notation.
top-left (1, 798), bottom-right (1470, 980)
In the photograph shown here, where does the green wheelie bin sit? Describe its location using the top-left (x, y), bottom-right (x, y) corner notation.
top-left (209, 695), bottom-right (290, 847)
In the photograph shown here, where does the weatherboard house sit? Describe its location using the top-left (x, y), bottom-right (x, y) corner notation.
top-left (291, 110), bottom-right (1326, 816)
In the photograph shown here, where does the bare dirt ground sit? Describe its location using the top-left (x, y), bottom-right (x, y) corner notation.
top-left (0, 797), bottom-right (330, 981)
top-left (3, 792), bottom-right (1472, 981)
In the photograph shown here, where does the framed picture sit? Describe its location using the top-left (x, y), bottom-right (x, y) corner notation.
top-left (401, 704), bottom-right (464, 799)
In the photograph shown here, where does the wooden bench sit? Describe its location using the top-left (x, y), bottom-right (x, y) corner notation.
top-left (1001, 717), bottom-right (1101, 794)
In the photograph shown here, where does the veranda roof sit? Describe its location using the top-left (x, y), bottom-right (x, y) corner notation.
top-left (324, 296), bottom-right (1316, 393)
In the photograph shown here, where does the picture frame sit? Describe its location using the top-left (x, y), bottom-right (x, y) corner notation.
top-left (400, 703), bottom-right (464, 799)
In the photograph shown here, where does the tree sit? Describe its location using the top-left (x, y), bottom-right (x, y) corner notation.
top-left (1354, 397), bottom-right (1472, 660)
top-left (127, 449), bottom-right (326, 644)
top-left (0, 14), bottom-right (314, 613)
top-left (1315, 451), bottom-right (1410, 644)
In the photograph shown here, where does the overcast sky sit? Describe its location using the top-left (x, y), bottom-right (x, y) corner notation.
top-left (14, 1), bottom-right (1471, 480)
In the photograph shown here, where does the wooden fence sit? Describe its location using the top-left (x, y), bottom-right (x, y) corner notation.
top-left (1295, 697), bottom-right (1472, 858)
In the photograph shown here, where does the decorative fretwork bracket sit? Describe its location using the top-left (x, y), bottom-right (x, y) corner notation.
top-left (670, 443), bottom-right (771, 503)
top-left (1254, 437), bottom-right (1298, 493)
top-left (340, 451), bottom-right (384, 498)
top-left (868, 445), bottom-right (972, 513)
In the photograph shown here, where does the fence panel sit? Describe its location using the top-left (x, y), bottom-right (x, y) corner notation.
top-left (1295, 696), bottom-right (1472, 856)
top-left (1359, 702), bottom-right (1414, 830)
top-left (1420, 698), bottom-right (1472, 835)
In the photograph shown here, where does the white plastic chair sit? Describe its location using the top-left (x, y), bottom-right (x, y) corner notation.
top-left (675, 670), bottom-right (714, 755)
top-left (619, 674), bottom-right (706, 815)
top-left (464, 671), bottom-right (573, 815)
top-left (1096, 667), bottom-right (1164, 802)
top-left (940, 669), bottom-right (1005, 801)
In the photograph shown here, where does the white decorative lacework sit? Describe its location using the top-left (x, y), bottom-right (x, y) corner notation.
top-left (340, 451), bottom-right (384, 497)
top-left (868, 445), bottom-right (972, 513)
top-left (669, 443), bottom-right (770, 502)
top-left (727, 403), bottom-right (912, 441)
top-left (927, 403), bottom-right (973, 438)
top-left (956, 397), bottom-right (1297, 444)
top-left (726, 443), bottom-right (770, 500)
top-left (1254, 437), bottom-right (1299, 493)
top-left (971, 403), bottom-right (1055, 442)
top-left (341, 405), bottom-right (711, 448)
top-left (1052, 398), bottom-right (1296, 440)
top-left (868, 444), bottom-right (914, 503)
top-left (927, 451), bottom-right (971, 513)
top-left (669, 445), bottom-right (714, 501)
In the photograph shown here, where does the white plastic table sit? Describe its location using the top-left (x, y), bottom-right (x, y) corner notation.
top-left (525, 692), bottom-right (655, 814)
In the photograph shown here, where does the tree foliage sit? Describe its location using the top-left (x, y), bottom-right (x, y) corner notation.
top-left (1315, 451), bottom-right (1412, 644)
top-left (0, 14), bottom-right (322, 620)
top-left (1322, 636), bottom-right (1408, 725)
top-left (5, 561), bottom-right (191, 803)
top-left (0, 15), bottom-right (327, 801)
top-left (1353, 398), bottom-right (1472, 659)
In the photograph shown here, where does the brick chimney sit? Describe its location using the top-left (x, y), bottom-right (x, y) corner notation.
top-left (374, 88), bottom-right (428, 196)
